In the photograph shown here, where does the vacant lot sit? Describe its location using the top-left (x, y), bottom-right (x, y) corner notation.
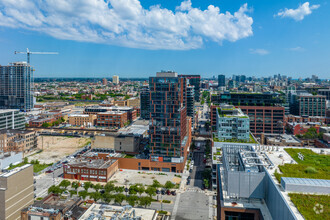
top-left (28, 136), bottom-right (91, 163)
top-left (275, 148), bottom-right (330, 182)
top-left (110, 169), bottom-right (181, 186)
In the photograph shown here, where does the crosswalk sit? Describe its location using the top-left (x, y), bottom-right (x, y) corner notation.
top-left (185, 188), bottom-right (204, 193)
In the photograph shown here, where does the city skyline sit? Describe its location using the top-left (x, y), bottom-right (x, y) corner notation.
top-left (0, 0), bottom-right (329, 78)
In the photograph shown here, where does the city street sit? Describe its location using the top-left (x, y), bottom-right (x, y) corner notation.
top-left (34, 167), bottom-right (63, 198)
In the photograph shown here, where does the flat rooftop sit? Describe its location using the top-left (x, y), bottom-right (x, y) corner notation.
top-left (0, 164), bottom-right (31, 178)
top-left (67, 157), bottom-right (117, 169)
top-left (79, 204), bottom-right (157, 220)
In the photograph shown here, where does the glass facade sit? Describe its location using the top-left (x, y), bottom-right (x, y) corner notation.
top-left (0, 62), bottom-right (33, 112)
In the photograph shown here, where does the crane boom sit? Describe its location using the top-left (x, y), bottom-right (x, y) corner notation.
top-left (14, 48), bottom-right (59, 64)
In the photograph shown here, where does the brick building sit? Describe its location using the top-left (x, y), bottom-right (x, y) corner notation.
top-left (63, 156), bottom-right (118, 182)
top-left (0, 129), bottom-right (37, 153)
top-left (96, 111), bottom-right (128, 128)
top-left (68, 114), bottom-right (97, 126)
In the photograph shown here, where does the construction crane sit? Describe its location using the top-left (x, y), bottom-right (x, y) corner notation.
top-left (14, 48), bottom-right (58, 64)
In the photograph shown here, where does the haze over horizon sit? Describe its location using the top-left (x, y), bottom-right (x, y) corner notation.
top-left (0, 0), bottom-right (329, 79)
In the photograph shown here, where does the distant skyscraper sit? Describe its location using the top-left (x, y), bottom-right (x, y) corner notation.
top-left (0, 62), bottom-right (33, 112)
top-left (149, 71), bottom-right (188, 160)
top-left (102, 78), bottom-right (107, 85)
top-left (218, 75), bottom-right (225, 87)
top-left (140, 85), bottom-right (150, 120)
top-left (112, 75), bottom-right (119, 84)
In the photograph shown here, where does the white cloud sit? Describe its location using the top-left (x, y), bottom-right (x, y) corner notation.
top-left (289, 46), bottom-right (305, 52)
top-left (0, 0), bottom-right (253, 50)
top-left (249, 49), bottom-right (269, 55)
top-left (276, 2), bottom-right (320, 21)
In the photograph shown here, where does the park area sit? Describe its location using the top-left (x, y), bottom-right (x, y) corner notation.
top-left (275, 148), bottom-right (329, 182)
top-left (289, 193), bottom-right (329, 220)
top-left (28, 136), bottom-right (91, 164)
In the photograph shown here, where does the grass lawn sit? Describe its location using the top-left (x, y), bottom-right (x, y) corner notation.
top-left (7, 162), bottom-right (52, 173)
top-left (275, 148), bottom-right (330, 182)
top-left (124, 154), bottom-right (135, 158)
top-left (289, 193), bottom-right (329, 220)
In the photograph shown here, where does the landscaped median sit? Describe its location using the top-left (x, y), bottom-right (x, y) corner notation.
top-left (275, 148), bottom-right (329, 182)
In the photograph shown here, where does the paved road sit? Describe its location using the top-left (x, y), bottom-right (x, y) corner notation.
top-left (35, 168), bottom-right (63, 197)
top-left (172, 140), bottom-right (214, 220)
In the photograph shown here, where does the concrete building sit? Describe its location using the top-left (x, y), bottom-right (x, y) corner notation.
top-left (0, 129), bottom-right (38, 153)
top-left (290, 93), bottom-right (326, 117)
top-left (0, 152), bottom-right (23, 170)
top-left (68, 114), bottom-right (97, 127)
top-left (0, 164), bottom-right (34, 220)
top-left (79, 204), bottom-right (158, 220)
top-left (180, 74), bottom-right (201, 102)
top-left (0, 62), bottom-right (33, 112)
top-left (216, 104), bottom-right (250, 141)
top-left (0, 109), bottom-right (25, 130)
top-left (102, 78), bottom-right (107, 85)
top-left (262, 133), bottom-right (302, 146)
top-left (126, 97), bottom-right (140, 108)
top-left (84, 106), bottom-right (137, 122)
top-left (112, 75), bottom-right (119, 84)
top-left (63, 155), bottom-right (118, 182)
top-left (96, 111), bottom-right (128, 128)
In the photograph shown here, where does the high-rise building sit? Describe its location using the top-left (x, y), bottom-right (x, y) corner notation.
top-left (149, 71), bottom-right (188, 160)
top-left (180, 75), bottom-right (201, 102)
top-left (218, 75), bottom-right (225, 87)
top-left (0, 164), bottom-right (34, 220)
top-left (102, 78), bottom-right (108, 85)
top-left (112, 75), bottom-right (119, 84)
top-left (216, 104), bottom-right (250, 141)
top-left (186, 85), bottom-right (195, 125)
top-left (0, 109), bottom-right (25, 130)
top-left (0, 62), bottom-right (33, 112)
top-left (290, 94), bottom-right (326, 117)
top-left (140, 85), bottom-right (150, 120)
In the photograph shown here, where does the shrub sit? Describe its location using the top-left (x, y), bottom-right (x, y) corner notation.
top-left (162, 200), bottom-right (171, 203)
top-left (305, 166), bottom-right (318, 174)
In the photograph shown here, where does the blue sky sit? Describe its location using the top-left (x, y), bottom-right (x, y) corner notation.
top-left (0, 0), bottom-right (329, 78)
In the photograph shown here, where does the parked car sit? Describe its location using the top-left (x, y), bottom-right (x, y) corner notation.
top-left (171, 190), bottom-right (176, 196)
top-left (166, 190), bottom-right (171, 195)
top-left (156, 189), bottom-right (160, 194)
top-left (161, 189), bottom-right (166, 195)
top-left (46, 170), bottom-right (53, 173)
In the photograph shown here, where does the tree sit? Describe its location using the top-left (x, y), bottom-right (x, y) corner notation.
top-left (136, 185), bottom-right (145, 197)
top-left (59, 180), bottom-right (71, 189)
top-left (42, 122), bottom-right (51, 128)
top-left (83, 181), bottom-right (92, 191)
top-left (69, 190), bottom-right (77, 197)
top-left (129, 185), bottom-right (138, 195)
top-left (124, 95), bottom-right (130, 100)
top-left (114, 193), bottom-right (126, 205)
top-left (93, 183), bottom-right (103, 192)
top-left (105, 182), bottom-right (115, 193)
top-left (164, 181), bottom-right (175, 189)
top-left (78, 190), bottom-right (89, 200)
top-left (90, 192), bottom-right (101, 202)
top-left (145, 186), bottom-right (156, 198)
top-left (48, 185), bottom-right (62, 195)
top-left (126, 195), bottom-right (139, 207)
top-left (139, 196), bottom-right (152, 208)
top-left (151, 180), bottom-right (162, 188)
top-left (71, 181), bottom-right (80, 190)
top-left (115, 186), bottom-right (124, 193)
top-left (102, 193), bottom-right (113, 203)
top-left (23, 157), bottom-right (28, 164)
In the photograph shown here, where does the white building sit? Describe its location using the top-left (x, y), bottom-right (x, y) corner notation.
top-left (112, 75), bottom-right (119, 84)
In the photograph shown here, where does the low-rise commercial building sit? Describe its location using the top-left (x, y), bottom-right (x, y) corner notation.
top-left (63, 156), bottom-right (118, 182)
top-left (29, 117), bottom-right (56, 127)
top-left (68, 114), bottom-right (97, 127)
top-left (290, 93), bottom-right (326, 117)
top-left (0, 129), bottom-right (37, 153)
top-left (262, 133), bottom-right (302, 146)
top-left (0, 164), bottom-right (34, 220)
top-left (0, 109), bottom-right (25, 130)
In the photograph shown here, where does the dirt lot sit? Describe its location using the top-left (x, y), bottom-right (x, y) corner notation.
top-left (28, 136), bottom-right (91, 164)
top-left (110, 169), bottom-right (182, 186)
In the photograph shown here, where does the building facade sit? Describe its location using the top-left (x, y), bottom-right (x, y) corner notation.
top-left (216, 105), bottom-right (250, 141)
top-left (112, 75), bottom-right (119, 84)
top-left (0, 130), bottom-right (37, 153)
top-left (0, 62), bottom-right (34, 112)
top-left (0, 164), bottom-right (34, 220)
top-left (149, 71), bottom-right (188, 161)
top-left (186, 85), bottom-right (195, 126)
top-left (96, 111), bottom-right (128, 128)
top-left (290, 94), bottom-right (326, 117)
top-left (218, 75), bottom-right (225, 87)
top-left (180, 74), bottom-right (201, 102)
top-left (0, 109), bottom-right (25, 130)
top-left (140, 85), bottom-right (150, 120)
top-left (68, 114), bottom-right (97, 126)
